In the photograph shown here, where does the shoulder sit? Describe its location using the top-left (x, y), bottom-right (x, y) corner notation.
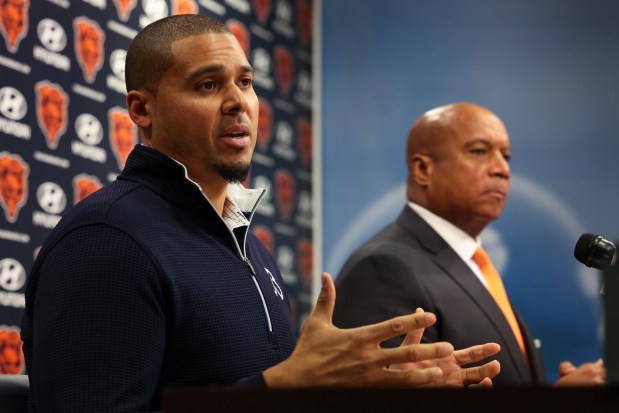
top-left (339, 223), bottom-right (428, 272)
top-left (55, 179), bottom-right (142, 228)
top-left (36, 180), bottom-right (158, 263)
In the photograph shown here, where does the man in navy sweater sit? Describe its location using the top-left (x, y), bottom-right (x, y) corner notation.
top-left (21, 15), bottom-right (500, 412)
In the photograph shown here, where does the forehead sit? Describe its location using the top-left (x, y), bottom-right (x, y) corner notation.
top-left (448, 109), bottom-right (509, 144)
top-left (168, 33), bottom-right (249, 71)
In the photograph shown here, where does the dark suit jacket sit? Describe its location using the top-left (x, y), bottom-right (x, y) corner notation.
top-left (333, 206), bottom-right (546, 386)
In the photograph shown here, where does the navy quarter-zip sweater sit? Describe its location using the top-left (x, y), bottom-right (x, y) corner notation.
top-left (21, 145), bottom-right (297, 412)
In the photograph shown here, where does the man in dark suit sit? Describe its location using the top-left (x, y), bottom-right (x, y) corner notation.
top-left (333, 102), bottom-right (605, 386)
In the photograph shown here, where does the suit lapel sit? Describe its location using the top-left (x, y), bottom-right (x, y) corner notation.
top-left (397, 207), bottom-right (533, 382)
top-left (517, 311), bottom-right (546, 383)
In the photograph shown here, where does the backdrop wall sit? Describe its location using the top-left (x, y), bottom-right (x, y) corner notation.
top-left (321, 0), bottom-right (619, 382)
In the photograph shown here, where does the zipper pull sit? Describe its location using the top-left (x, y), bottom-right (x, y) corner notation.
top-left (244, 257), bottom-right (256, 276)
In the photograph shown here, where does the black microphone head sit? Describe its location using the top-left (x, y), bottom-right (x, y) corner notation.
top-left (574, 233), bottom-right (616, 269)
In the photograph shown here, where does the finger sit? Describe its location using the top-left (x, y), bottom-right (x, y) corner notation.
top-left (461, 360), bottom-right (501, 384)
top-left (309, 273), bottom-right (336, 323)
top-left (378, 366), bottom-right (444, 388)
top-left (380, 342), bottom-right (453, 367)
top-left (559, 361), bottom-right (577, 377)
top-left (359, 312), bottom-right (437, 344)
top-left (400, 308), bottom-right (426, 346)
top-left (469, 377), bottom-right (493, 389)
top-left (453, 343), bottom-right (501, 366)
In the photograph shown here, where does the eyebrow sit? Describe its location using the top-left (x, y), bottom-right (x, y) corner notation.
top-left (464, 138), bottom-right (511, 151)
top-left (187, 64), bottom-right (254, 81)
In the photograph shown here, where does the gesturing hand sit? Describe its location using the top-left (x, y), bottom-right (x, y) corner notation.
top-left (390, 308), bottom-right (501, 388)
top-left (264, 273), bottom-right (455, 388)
top-left (554, 359), bottom-right (606, 387)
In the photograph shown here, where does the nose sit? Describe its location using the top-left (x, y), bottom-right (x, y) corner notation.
top-left (490, 151), bottom-right (510, 179)
top-left (221, 84), bottom-right (248, 115)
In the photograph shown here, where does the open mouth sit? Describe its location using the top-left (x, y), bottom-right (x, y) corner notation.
top-left (225, 131), bottom-right (247, 138)
top-left (220, 125), bottom-right (251, 149)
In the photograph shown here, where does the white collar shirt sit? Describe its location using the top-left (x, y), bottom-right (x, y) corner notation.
top-left (408, 201), bottom-right (488, 289)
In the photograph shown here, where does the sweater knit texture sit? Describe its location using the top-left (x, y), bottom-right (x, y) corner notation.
top-left (21, 145), bottom-right (297, 412)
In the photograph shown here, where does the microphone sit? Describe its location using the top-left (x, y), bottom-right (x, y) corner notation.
top-left (574, 233), bottom-right (617, 269)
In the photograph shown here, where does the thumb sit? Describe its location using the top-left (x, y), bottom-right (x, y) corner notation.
top-left (559, 361), bottom-right (576, 377)
top-left (401, 308), bottom-right (426, 346)
top-left (310, 272), bottom-right (336, 323)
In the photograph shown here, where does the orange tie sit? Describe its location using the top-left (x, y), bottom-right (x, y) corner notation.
top-left (472, 247), bottom-right (528, 358)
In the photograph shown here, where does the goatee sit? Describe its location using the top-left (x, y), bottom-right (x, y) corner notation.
top-left (214, 162), bottom-right (250, 183)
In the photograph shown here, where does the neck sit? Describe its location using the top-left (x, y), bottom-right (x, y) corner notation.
top-left (198, 180), bottom-right (228, 215)
top-left (409, 198), bottom-right (486, 239)
top-left (447, 215), bottom-right (485, 239)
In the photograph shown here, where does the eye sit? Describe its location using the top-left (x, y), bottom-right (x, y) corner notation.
top-left (200, 81), bottom-right (215, 90)
top-left (240, 77), bottom-right (253, 88)
top-left (502, 152), bottom-right (512, 162)
top-left (469, 148), bottom-right (487, 156)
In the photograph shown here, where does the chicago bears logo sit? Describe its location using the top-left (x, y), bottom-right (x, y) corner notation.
top-left (226, 19), bottom-right (249, 57)
top-left (109, 49), bottom-right (126, 81)
top-left (257, 98), bottom-right (273, 151)
top-left (35, 81), bottom-right (68, 150)
top-left (108, 107), bottom-right (137, 170)
top-left (72, 173), bottom-right (102, 204)
top-left (36, 181), bottom-right (66, 215)
top-left (0, 0), bottom-right (29, 53)
top-left (296, 117), bottom-right (311, 167)
top-left (0, 258), bottom-right (26, 292)
top-left (274, 169), bottom-right (294, 221)
top-left (0, 86), bottom-right (27, 121)
top-left (252, 0), bottom-right (272, 24)
top-left (37, 18), bottom-right (66, 53)
top-left (73, 16), bottom-right (105, 84)
top-left (140, 0), bottom-right (169, 28)
top-left (113, 0), bottom-right (138, 22)
top-left (296, 0), bottom-right (312, 45)
top-left (252, 225), bottom-right (274, 253)
top-left (274, 45), bottom-right (294, 96)
top-left (297, 239), bottom-right (313, 287)
top-left (75, 113), bottom-right (104, 145)
top-left (0, 328), bottom-right (24, 374)
top-left (172, 0), bottom-right (197, 15)
top-left (0, 152), bottom-right (28, 223)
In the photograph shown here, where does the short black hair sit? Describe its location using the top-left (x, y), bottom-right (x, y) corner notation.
top-left (125, 14), bottom-right (232, 94)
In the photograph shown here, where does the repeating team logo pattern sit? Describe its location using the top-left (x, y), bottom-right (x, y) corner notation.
top-left (0, 152), bottom-right (29, 224)
top-left (108, 107), bottom-right (137, 170)
top-left (0, 327), bottom-right (24, 374)
top-left (0, 86), bottom-right (27, 121)
top-left (35, 81), bottom-right (69, 150)
top-left (113, 0), bottom-right (139, 22)
top-left (0, 0), bottom-right (29, 53)
top-left (73, 16), bottom-right (105, 84)
top-left (0, 0), bottom-right (314, 369)
top-left (37, 18), bottom-right (67, 53)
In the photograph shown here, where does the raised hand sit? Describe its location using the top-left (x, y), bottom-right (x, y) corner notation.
top-left (390, 308), bottom-right (501, 388)
top-left (554, 359), bottom-right (606, 387)
top-left (264, 273), bottom-right (455, 388)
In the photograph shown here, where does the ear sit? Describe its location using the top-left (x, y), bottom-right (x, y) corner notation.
top-left (126, 90), bottom-right (153, 130)
top-left (410, 154), bottom-right (433, 188)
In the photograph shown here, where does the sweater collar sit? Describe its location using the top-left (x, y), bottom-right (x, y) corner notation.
top-left (119, 144), bottom-right (265, 215)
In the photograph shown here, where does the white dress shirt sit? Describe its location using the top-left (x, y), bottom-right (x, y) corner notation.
top-left (408, 201), bottom-right (488, 289)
